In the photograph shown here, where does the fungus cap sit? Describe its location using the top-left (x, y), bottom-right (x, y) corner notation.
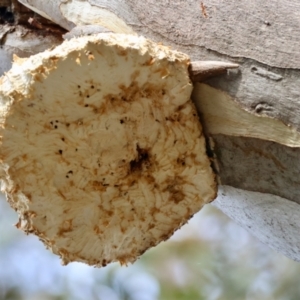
top-left (0, 33), bottom-right (216, 266)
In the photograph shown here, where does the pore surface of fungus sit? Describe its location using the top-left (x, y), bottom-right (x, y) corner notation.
top-left (0, 33), bottom-right (216, 266)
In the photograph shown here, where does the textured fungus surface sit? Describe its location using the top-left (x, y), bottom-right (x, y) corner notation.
top-left (0, 33), bottom-right (216, 266)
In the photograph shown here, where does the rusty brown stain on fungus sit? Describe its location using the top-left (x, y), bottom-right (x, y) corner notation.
top-left (165, 178), bottom-right (185, 204)
top-left (57, 219), bottom-right (73, 236)
top-left (118, 255), bottom-right (131, 266)
top-left (118, 82), bottom-right (140, 102)
top-left (144, 57), bottom-right (156, 66)
top-left (116, 46), bottom-right (128, 57)
top-left (34, 65), bottom-right (46, 76)
top-left (23, 192), bottom-right (32, 201)
top-left (144, 86), bottom-right (165, 111)
top-left (103, 220), bottom-right (109, 227)
top-left (93, 225), bottom-right (101, 234)
top-left (150, 206), bottom-right (161, 216)
top-left (57, 190), bottom-right (67, 200)
top-left (91, 180), bottom-right (107, 191)
top-left (102, 93), bottom-right (129, 112)
top-left (169, 188), bottom-right (185, 203)
top-left (149, 223), bottom-right (155, 229)
top-left (139, 248), bottom-right (148, 256)
top-left (130, 70), bottom-right (141, 81)
top-left (177, 157), bottom-right (186, 166)
top-left (160, 233), bottom-right (172, 241)
top-left (49, 56), bottom-right (59, 64)
top-left (146, 175), bottom-right (155, 184)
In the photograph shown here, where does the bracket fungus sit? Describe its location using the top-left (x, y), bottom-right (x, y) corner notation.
top-left (0, 33), bottom-right (217, 267)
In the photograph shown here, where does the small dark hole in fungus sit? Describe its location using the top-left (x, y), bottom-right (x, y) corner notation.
top-left (120, 119), bottom-right (124, 124)
top-left (0, 9), bottom-right (14, 24)
top-left (66, 175), bottom-right (69, 178)
top-left (54, 125), bottom-right (58, 129)
top-left (91, 85), bottom-right (94, 89)
top-left (68, 170), bottom-right (73, 174)
top-left (130, 146), bottom-right (149, 173)
top-left (59, 150), bottom-right (63, 154)
top-left (61, 138), bottom-right (65, 141)
top-left (75, 148), bottom-right (78, 151)
top-left (77, 85), bottom-right (81, 88)
top-left (85, 104), bottom-right (89, 107)
top-left (0, 7), bottom-right (7, 16)
top-left (6, 12), bottom-right (14, 23)
top-left (66, 123), bottom-right (70, 127)
top-left (87, 95), bottom-right (90, 98)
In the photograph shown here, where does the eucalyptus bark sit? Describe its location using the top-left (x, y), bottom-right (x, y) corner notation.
top-left (2, 0), bottom-right (300, 261)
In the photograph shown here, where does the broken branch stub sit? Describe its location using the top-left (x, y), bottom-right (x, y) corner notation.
top-left (188, 61), bottom-right (239, 82)
top-left (0, 33), bottom-right (217, 267)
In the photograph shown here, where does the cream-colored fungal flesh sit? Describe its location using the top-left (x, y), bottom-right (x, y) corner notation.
top-left (0, 33), bottom-right (216, 267)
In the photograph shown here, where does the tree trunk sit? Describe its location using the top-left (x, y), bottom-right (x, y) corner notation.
top-left (2, 0), bottom-right (300, 261)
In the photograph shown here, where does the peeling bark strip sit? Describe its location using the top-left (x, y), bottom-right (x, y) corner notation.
top-left (0, 0), bottom-right (299, 261)
top-left (18, 0), bottom-right (136, 33)
top-left (192, 84), bottom-right (300, 148)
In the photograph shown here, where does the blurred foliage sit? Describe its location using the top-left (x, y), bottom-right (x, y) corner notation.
top-left (1, 196), bottom-right (300, 300)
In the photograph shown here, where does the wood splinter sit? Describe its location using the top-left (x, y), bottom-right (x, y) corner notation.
top-left (189, 61), bottom-right (239, 82)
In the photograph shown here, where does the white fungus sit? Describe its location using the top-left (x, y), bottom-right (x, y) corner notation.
top-left (0, 33), bottom-right (216, 266)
